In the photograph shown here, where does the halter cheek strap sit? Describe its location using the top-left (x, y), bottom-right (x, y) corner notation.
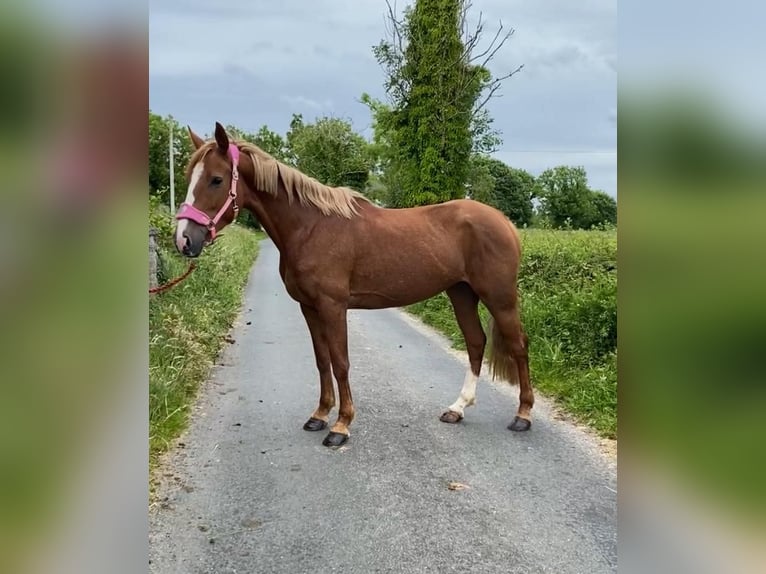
top-left (175, 143), bottom-right (240, 242)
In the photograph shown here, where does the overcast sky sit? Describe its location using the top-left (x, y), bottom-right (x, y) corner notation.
top-left (150, 0), bottom-right (616, 196)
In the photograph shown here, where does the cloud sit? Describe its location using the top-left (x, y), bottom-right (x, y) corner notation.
top-left (517, 38), bottom-right (614, 75)
top-left (150, 0), bottom-right (616, 195)
top-left (279, 95), bottom-right (333, 112)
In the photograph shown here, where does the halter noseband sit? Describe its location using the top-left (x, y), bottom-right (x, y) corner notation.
top-left (175, 143), bottom-right (240, 242)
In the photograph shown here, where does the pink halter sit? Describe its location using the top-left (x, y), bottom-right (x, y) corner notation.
top-left (176, 143), bottom-right (240, 242)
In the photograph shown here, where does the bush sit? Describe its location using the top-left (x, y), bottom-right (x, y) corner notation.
top-left (149, 193), bottom-right (174, 240)
top-left (518, 229), bottom-right (617, 365)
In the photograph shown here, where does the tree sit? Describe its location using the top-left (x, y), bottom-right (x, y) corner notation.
top-left (284, 113), bottom-right (305, 166)
top-left (245, 126), bottom-right (289, 162)
top-left (148, 112), bottom-right (193, 207)
top-left (589, 190), bottom-right (617, 227)
top-left (224, 124), bottom-right (243, 140)
top-left (364, 0), bottom-right (522, 208)
top-left (285, 115), bottom-right (373, 191)
top-left (536, 166), bottom-right (594, 229)
top-left (535, 166), bottom-right (617, 229)
top-left (471, 157), bottom-right (534, 226)
top-left (359, 95), bottom-right (401, 206)
top-left (465, 155), bottom-right (495, 205)
top-left (149, 112), bottom-right (170, 195)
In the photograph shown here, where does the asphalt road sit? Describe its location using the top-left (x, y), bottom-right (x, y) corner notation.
top-left (149, 238), bottom-right (617, 574)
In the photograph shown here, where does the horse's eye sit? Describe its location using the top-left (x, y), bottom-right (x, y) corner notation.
top-left (211, 176), bottom-right (223, 186)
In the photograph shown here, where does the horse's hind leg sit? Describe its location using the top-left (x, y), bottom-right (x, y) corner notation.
top-left (488, 302), bottom-right (534, 431)
top-left (440, 283), bottom-right (486, 424)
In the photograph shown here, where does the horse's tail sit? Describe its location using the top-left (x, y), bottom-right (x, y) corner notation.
top-left (486, 315), bottom-right (519, 386)
top-left (486, 217), bottom-right (522, 386)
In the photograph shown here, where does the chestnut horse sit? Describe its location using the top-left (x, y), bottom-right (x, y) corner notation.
top-left (175, 122), bottom-right (533, 447)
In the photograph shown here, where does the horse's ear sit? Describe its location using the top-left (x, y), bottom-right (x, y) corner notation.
top-left (188, 126), bottom-right (205, 150)
top-left (214, 122), bottom-right (229, 152)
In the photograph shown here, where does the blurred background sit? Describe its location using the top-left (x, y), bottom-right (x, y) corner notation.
top-left (0, 1), bottom-right (147, 574)
top-left (0, 0), bottom-right (764, 572)
top-left (619, 1), bottom-right (766, 572)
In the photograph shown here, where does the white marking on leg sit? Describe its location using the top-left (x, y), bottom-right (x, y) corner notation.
top-left (175, 162), bottom-right (203, 250)
top-left (448, 369), bottom-right (478, 416)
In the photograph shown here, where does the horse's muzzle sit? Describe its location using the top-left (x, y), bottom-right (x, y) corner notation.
top-left (175, 221), bottom-right (208, 258)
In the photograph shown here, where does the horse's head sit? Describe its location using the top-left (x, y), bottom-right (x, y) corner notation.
top-left (175, 122), bottom-right (241, 257)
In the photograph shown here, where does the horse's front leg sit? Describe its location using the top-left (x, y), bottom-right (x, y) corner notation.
top-left (300, 304), bottom-right (335, 431)
top-left (317, 302), bottom-right (354, 447)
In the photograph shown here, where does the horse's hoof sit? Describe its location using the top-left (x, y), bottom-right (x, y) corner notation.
top-left (508, 416), bottom-right (531, 432)
top-left (322, 432), bottom-right (349, 447)
top-left (303, 417), bottom-right (327, 432)
top-left (439, 410), bottom-right (463, 424)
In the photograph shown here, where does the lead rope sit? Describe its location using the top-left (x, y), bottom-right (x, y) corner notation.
top-left (149, 261), bottom-right (197, 294)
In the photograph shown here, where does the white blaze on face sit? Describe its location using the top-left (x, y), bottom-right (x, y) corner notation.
top-left (175, 162), bottom-right (204, 252)
top-left (447, 369), bottom-right (478, 416)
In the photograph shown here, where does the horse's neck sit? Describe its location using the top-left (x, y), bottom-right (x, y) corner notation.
top-left (244, 189), bottom-right (316, 253)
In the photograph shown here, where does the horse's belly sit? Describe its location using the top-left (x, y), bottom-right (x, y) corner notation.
top-left (348, 264), bottom-right (461, 309)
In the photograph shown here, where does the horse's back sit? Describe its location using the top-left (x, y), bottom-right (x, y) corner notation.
top-left (344, 200), bottom-right (518, 306)
top-left (414, 199), bottom-right (520, 255)
top-left (367, 198), bottom-right (513, 231)
top-left (356, 199), bottom-right (519, 257)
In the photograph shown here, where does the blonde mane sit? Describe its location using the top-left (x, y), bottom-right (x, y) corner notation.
top-left (188, 140), bottom-right (371, 218)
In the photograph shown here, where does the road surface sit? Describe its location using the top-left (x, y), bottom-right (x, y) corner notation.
top-left (149, 238), bottom-right (617, 574)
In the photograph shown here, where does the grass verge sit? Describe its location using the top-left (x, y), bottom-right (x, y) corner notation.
top-left (407, 228), bottom-right (617, 438)
top-left (149, 216), bottom-right (262, 467)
